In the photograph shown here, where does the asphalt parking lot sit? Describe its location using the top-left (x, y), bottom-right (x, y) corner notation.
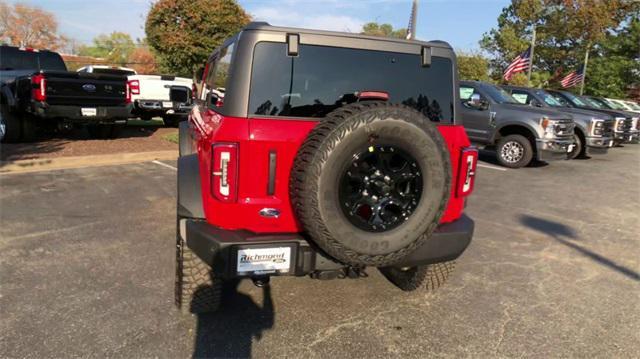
top-left (1, 146), bottom-right (639, 358)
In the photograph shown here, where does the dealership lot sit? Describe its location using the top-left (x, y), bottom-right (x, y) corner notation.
top-left (1, 146), bottom-right (639, 358)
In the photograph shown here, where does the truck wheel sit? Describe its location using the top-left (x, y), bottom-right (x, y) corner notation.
top-left (568, 133), bottom-right (584, 160)
top-left (21, 117), bottom-right (37, 142)
top-left (87, 124), bottom-right (117, 139)
top-left (163, 115), bottom-right (182, 127)
top-left (291, 102), bottom-right (451, 267)
top-left (0, 105), bottom-right (22, 143)
top-left (380, 261), bottom-right (455, 291)
top-left (496, 134), bottom-right (533, 168)
top-left (175, 224), bottom-right (222, 314)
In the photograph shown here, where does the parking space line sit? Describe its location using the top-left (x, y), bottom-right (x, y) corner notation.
top-left (152, 160), bottom-right (177, 171)
top-left (477, 163), bottom-right (507, 171)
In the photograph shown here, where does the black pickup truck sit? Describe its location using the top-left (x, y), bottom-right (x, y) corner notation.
top-left (0, 45), bottom-right (132, 142)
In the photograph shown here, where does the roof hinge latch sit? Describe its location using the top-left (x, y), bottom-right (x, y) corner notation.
top-left (287, 33), bottom-right (299, 57)
top-left (421, 46), bottom-right (432, 67)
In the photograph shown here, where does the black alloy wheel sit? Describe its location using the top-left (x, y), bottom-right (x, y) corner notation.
top-left (339, 145), bottom-right (422, 232)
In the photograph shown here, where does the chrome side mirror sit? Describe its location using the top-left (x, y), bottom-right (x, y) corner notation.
top-left (470, 93), bottom-right (482, 107)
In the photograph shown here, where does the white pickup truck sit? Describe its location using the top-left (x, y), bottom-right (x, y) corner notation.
top-left (77, 66), bottom-right (194, 126)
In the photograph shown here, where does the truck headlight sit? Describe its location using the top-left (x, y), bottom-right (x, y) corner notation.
top-left (615, 118), bottom-right (625, 131)
top-left (540, 118), bottom-right (566, 138)
top-left (589, 119), bottom-right (605, 136)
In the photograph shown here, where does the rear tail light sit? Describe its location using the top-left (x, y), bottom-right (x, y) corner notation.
top-left (31, 74), bottom-right (46, 101)
top-left (456, 147), bottom-right (478, 197)
top-left (128, 80), bottom-right (140, 95)
top-left (211, 143), bottom-right (238, 203)
top-left (125, 82), bottom-right (131, 104)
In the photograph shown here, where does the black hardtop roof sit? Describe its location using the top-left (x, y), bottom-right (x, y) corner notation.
top-left (0, 44), bottom-right (56, 53)
top-left (242, 22), bottom-right (454, 51)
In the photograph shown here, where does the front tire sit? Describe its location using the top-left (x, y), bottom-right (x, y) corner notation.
top-left (1, 105), bottom-right (22, 143)
top-left (496, 134), bottom-right (533, 168)
top-left (163, 115), bottom-right (182, 127)
top-left (87, 123), bottom-right (124, 139)
top-left (380, 261), bottom-right (455, 291)
top-left (568, 133), bottom-right (584, 160)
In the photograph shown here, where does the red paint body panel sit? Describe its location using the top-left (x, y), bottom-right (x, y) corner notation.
top-left (192, 107), bottom-right (472, 234)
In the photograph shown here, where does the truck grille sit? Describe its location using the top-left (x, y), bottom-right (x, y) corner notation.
top-left (555, 119), bottom-right (575, 138)
top-left (602, 119), bottom-right (614, 137)
top-left (614, 117), bottom-right (633, 133)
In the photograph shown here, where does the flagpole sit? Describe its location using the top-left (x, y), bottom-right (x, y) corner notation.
top-left (527, 25), bottom-right (536, 86)
top-left (579, 44), bottom-right (590, 95)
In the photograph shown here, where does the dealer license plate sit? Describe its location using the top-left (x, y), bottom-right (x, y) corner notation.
top-left (162, 101), bottom-right (173, 108)
top-left (81, 108), bottom-right (97, 116)
top-left (236, 247), bottom-right (292, 275)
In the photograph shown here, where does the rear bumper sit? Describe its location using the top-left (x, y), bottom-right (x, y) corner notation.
top-left (133, 100), bottom-right (193, 116)
top-left (181, 214), bottom-right (474, 279)
top-left (30, 102), bottom-right (132, 121)
top-left (536, 138), bottom-right (573, 161)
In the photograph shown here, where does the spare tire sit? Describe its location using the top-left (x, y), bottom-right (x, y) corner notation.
top-left (291, 102), bottom-right (451, 267)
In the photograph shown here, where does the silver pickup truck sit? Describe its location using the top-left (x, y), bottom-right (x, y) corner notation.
top-left (459, 81), bottom-right (575, 168)
top-left (502, 85), bottom-right (614, 159)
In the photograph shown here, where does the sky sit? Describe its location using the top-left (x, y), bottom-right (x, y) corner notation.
top-left (10, 0), bottom-right (510, 52)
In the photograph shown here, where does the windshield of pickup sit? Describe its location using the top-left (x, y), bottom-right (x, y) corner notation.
top-left (0, 47), bottom-right (67, 71)
top-left (580, 96), bottom-right (609, 109)
top-left (559, 91), bottom-right (588, 107)
top-left (481, 84), bottom-right (519, 104)
top-left (535, 90), bottom-right (564, 107)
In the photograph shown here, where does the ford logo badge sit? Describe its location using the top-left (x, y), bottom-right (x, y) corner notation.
top-left (82, 84), bottom-right (97, 92)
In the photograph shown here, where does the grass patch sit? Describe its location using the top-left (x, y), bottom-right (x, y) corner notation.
top-left (163, 132), bottom-right (179, 144)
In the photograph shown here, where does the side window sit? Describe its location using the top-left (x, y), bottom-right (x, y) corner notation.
top-left (459, 86), bottom-right (484, 102)
top-left (511, 91), bottom-right (530, 104)
top-left (204, 43), bottom-right (234, 109)
top-left (459, 86), bottom-right (475, 101)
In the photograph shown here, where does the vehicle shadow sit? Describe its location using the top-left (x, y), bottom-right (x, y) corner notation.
top-left (0, 140), bottom-right (67, 164)
top-left (0, 121), bottom-right (167, 164)
top-left (520, 215), bottom-right (639, 281)
top-left (192, 280), bottom-right (274, 358)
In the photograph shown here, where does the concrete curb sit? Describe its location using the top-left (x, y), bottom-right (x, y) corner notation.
top-left (0, 150), bottom-right (178, 174)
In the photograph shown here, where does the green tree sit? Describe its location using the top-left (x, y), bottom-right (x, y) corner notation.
top-left (480, 0), bottom-right (637, 91)
top-left (457, 51), bottom-right (490, 81)
top-left (78, 32), bottom-right (135, 64)
top-left (145, 0), bottom-right (250, 77)
top-left (584, 19), bottom-right (640, 98)
top-left (361, 22), bottom-right (407, 39)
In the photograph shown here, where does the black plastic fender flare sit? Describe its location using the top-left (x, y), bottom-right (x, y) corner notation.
top-left (177, 153), bottom-right (205, 219)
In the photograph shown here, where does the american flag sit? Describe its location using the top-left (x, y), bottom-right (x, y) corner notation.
top-left (561, 65), bottom-right (585, 88)
top-left (503, 46), bottom-right (532, 81)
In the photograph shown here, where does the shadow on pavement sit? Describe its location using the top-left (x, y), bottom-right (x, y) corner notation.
top-left (192, 280), bottom-right (274, 358)
top-left (520, 215), bottom-right (639, 282)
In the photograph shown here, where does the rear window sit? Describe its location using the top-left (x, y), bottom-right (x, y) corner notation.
top-left (248, 42), bottom-right (454, 122)
top-left (0, 47), bottom-right (66, 71)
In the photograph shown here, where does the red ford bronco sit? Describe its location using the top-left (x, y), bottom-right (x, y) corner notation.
top-left (176, 23), bottom-right (478, 313)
